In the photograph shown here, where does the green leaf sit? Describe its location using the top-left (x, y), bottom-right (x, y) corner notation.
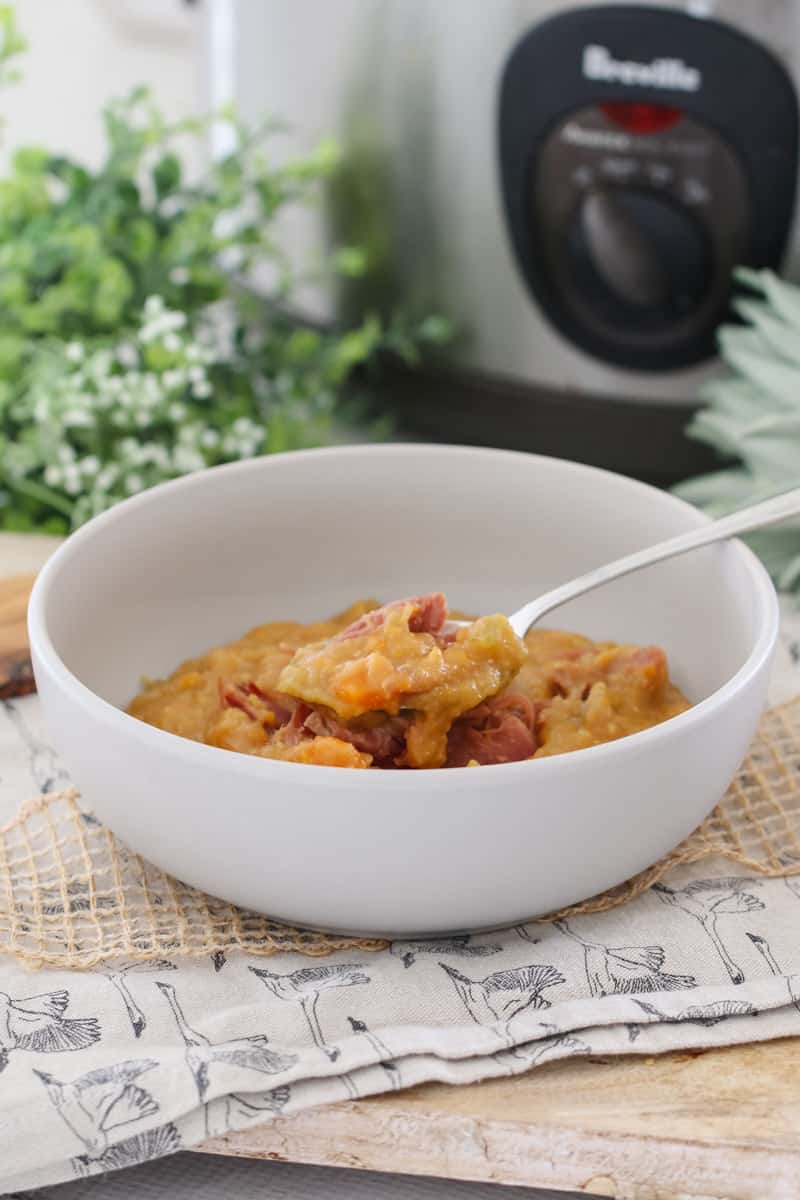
top-left (39, 514), bottom-right (69, 536)
top-left (11, 146), bottom-right (48, 175)
top-left (283, 136), bottom-right (341, 180)
top-left (127, 218), bottom-right (158, 265)
top-left (284, 328), bottom-right (322, 363)
top-left (417, 314), bottom-right (455, 344)
top-left (3, 510), bottom-right (37, 532)
top-left (0, 5), bottom-right (27, 71)
top-left (153, 152), bottom-right (181, 199)
top-left (92, 258), bottom-right (134, 325)
top-left (326, 315), bottom-right (383, 383)
top-left (679, 268), bottom-right (800, 590)
top-left (332, 246), bottom-right (369, 277)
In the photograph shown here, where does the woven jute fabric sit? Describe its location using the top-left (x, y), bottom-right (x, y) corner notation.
top-left (2, 699), bottom-right (800, 969)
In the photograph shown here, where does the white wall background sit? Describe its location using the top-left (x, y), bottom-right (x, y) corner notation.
top-left (0, 0), bottom-right (207, 171)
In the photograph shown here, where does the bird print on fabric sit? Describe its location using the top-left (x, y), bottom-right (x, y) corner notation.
top-left (203, 1084), bottom-right (293, 1140)
top-left (499, 1032), bottom-right (590, 1069)
top-left (103, 961), bottom-right (176, 1039)
top-left (514, 926), bottom-right (542, 946)
top-left (0, 989), bottom-right (100, 1071)
top-left (249, 964), bottom-right (370, 1063)
top-left (227, 1085), bottom-right (291, 1119)
top-left (784, 876), bottom-right (800, 904)
top-left (71, 1123), bottom-right (182, 1178)
top-left (554, 919), bottom-right (696, 996)
top-left (34, 1058), bottom-right (179, 1175)
top-left (634, 998), bottom-right (759, 1026)
top-left (746, 932), bottom-right (800, 1014)
top-left (156, 980), bottom-right (297, 1127)
top-left (348, 1016), bottom-right (402, 1090)
top-left (440, 960), bottom-right (564, 1047)
top-left (390, 936), bottom-right (503, 969)
top-left (654, 879), bottom-right (764, 984)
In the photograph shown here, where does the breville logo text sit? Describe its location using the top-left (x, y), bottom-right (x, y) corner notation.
top-left (582, 44), bottom-right (701, 92)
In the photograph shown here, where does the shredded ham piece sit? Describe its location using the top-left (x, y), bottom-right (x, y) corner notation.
top-left (446, 692), bottom-right (539, 768)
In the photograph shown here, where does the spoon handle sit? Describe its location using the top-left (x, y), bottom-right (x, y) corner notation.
top-left (508, 485), bottom-right (800, 638)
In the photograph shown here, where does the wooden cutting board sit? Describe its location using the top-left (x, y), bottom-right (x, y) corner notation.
top-left (0, 573), bottom-right (36, 699)
top-left (0, 533), bottom-right (63, 698)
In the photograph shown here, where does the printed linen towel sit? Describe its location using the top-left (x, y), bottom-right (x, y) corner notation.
top-left (1, 607), bottom-right (800, 1193)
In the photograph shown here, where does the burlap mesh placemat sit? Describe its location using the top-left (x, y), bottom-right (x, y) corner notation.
top-left (3, 699), bottom-right (800, 969)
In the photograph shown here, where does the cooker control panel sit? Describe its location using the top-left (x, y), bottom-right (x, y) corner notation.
top-left (536, 103), bottom-right (746, 354)
top-left (499, 6), bottom-right (798, 371)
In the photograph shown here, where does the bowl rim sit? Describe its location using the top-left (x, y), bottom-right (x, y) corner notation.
top-left (28, 442), bottom-right (780, 787)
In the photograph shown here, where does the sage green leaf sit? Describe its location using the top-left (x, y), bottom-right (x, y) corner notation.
top-left (678, 269), bottom-right (800, 590)
top-left (737, 266), bottom-right (800, 327)
top-left (731, 300), bottom-right (800, 366)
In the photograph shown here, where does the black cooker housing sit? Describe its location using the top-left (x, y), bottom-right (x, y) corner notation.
top-left (499, 5), bottom-right (799, 370)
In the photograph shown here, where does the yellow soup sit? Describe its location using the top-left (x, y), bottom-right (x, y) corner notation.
top-left (129, 593), bottom-right (690, 769)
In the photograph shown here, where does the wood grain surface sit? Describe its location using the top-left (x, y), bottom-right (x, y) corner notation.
top-left (0, 572), bottom-right (36, 698)
top-left (1, 546), bottom-right (797, 1200)
top-left (200, 1038), bottom-right (800, 1200)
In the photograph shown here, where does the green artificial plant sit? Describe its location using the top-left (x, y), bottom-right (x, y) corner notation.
top-left (0, 5), bottom-right (449, 534)
top-left (676, 267), bottom-right (800, 590)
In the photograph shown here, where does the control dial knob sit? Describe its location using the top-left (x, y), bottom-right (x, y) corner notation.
top-left (567, 186), bottom-right (713, 322)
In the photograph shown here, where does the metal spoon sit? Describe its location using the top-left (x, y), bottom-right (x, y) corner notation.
top-left (451, 485), bottom-right (800, 639)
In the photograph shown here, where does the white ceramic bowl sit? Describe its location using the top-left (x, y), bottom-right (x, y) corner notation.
top-left (28, 445), bottom-right (778, 935)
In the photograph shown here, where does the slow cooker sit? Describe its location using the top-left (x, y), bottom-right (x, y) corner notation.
top-left (220, 0), bottom-right (800, 483)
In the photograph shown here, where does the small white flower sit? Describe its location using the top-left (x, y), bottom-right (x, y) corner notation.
top-left (200, 429), bottom-right (220, 449)
top-left (163, 369), bottom-right (185, 391)
top-left (44, 465), bottom-right (63, 487)
top-left (62, 467), bottom-right (83, 496)
top-left (191, 379), bottom-right (212, 399)
top-left (177, 424), bottom-right (199, 445)
top-left (144, 295), bottom-right (165, 317)
top-left (135, 411), bottom-right (150, 428)
top-left (168, 402), bottom-right (187, 422)
top-left (63, 409), bottom-right (94, 429)
top-left (163, 333), bottom-right (182, 354)
top-left (91, 350), bottom-right (113, 379)
top-left (159, 196), bottom-right (184, 219)
top-left (65, 342), bottom-right (84, 363)
top-left (218, 246), bottom-right (244, 273)
top-left (169, 266), bottom-right (190, 285)
top-left (173, 447), bottom-right (205, 473)
top-left (140, 444), bottom-right (169, 469)
top-left (96, 467), bottom-right (119, 491)
top-left (116, 343), bottom-right (138, 369)
top-left (125, 473), bottom-right (144, 495)
top-left (79, 456), bottom-right (100, 477)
